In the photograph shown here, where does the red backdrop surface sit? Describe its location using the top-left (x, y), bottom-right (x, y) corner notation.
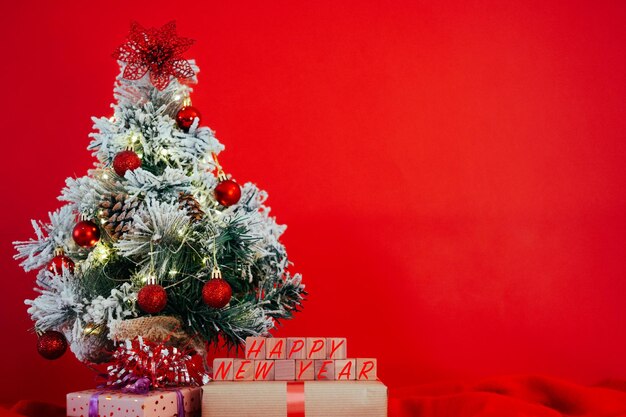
top-left (1, 0), bottom-right (625, 405)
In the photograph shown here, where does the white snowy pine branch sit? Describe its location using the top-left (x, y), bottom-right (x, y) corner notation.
top-left (25, 269), bottom-right (85, 331)
top-left (83, 282), bottom-right (138, 327)
top-left (223, 183), bottom-right (290, 276)
top-left (88, 62), bottom-right (224, 174)
top-left (115, 198), bottom-right (190, 258)
top-left (59, 169), bottom-right (121, 215)
top-left (124, 167), bottom-right (192, 199)
top-left (13, 205), bottom-right (77, 271)
top-left (113, 60), bottom-right (199, 112)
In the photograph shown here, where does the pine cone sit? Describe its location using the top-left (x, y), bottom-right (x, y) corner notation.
top-left (179, 192), bottom-right (205, 222)
top-left (99, 193), bottom-right (139, 240)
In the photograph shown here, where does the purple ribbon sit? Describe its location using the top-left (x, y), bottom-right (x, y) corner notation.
top-left (121, 377), bottom-right (150, 394)
top-left (172, 389), bottom-right (185, 417)
top-left (88, 380), bottom-right (185, 417)
top-left (88, 392), bottom-right (100, 417)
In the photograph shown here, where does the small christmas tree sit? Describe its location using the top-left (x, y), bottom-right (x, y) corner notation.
top-left (13, 22), bottom-right (305, 381)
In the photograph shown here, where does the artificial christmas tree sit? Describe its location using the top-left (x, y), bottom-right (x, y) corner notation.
top-left (13, 21), bottom-right (305, 389)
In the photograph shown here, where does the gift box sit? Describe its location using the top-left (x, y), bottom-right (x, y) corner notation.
top-left (66, 386), bottom-right (202, 417)
top-left (202, 380), bottom-right (387, 417)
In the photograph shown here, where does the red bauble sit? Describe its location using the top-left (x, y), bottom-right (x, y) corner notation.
top-left (214, 179), bottom-right (241, 207)
top-left (113, 150), bottom-right (142, 177)
top-left (176, 106), bottom-right (201, 132)
top-left (202, 279), bottom-right (232, 309)
top-left (137, 284), bottom-right (168, 314)
top-left (47, 255), bottom-right (75, 275)
top-left (72, 220), bottom-right (101, 248)
top-left (37, 330), bottom-right (68, 360)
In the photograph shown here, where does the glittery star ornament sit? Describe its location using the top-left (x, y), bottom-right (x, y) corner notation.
top-left (113, 21), bottom-right (195, 90)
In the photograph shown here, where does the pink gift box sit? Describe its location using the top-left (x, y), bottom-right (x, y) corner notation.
top-left (66, 386), bottom-right (202, 417)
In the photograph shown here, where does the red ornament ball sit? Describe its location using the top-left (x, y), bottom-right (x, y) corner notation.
top-left (72, 220), bottom-right (101, 248)
top-left (37, 330), bottom-right (68, 360)
top-left (202, 278), bottom-right (232, 309)
top-left (47, 255), bottom-right (75, 275)
top-left (137, 284), bottom-right (168, 314)
top-left (113, 150), bottom-right (142, 177)
top-left (214, 179), bottom-right (241, 207)
top-left (176, 106), bottom-right (201, 132)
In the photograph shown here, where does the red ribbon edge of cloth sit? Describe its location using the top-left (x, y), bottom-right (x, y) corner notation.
top-left (287, 381), bottom-right (305, 417)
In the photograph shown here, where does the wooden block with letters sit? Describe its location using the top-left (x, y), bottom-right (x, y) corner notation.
top-left (335, 359), bottom-right (356, 380)
top-left (314, 359), bottom-right (335, 380)
top-left (265, 338), bottom-right (286, 360)
top-left (213, 336), bottom-right (379, 384)
top-left (274, 359), bottom-right (296, 381)
top-left (356, 358), bottom-right (377, 381)
top-left (326, 337), bottom-right (347, 360)
top-left (233, 359), bottom-right (254, 381)
top-left (295, 359), bottom-right (315, 381)
top-left (245, 337), bottom-right (266, 360)
top-left (306, 337), bottom-right (326, 360)
top-left (254, 360), bottom-right (275, 381)
top-left (286, 337), bottom-right (307, 360)
top-left (213, 358), bottom-right (234, 381)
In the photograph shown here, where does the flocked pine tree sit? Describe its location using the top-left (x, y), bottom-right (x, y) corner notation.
top-left (13, 22), bottom-right (305, 380)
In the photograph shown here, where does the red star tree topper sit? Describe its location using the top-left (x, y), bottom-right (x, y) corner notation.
top-left (113, 21), bottom-right (195, 90)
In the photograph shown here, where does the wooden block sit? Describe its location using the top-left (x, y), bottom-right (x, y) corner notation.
top-left (286, 337), bottom-right (307, 359)
top-left (265, 338), bottom-right (286, 359)
top-left (295, 359), bottom-right (315, 381)
top-left (233, 359), bottom-right (254, 381)
top-left (356, 358), bottom-right (377, 381)
top-left (274, 360), bottom-right (296, 381)
top-left (314, 359), bottom-right (335, 380)
top-left (212, 358), bottom-right (234, 381)
top-left (334, 359), bottom-right (356, 380)
top-left (245, 337), bottom-right (266, 360)
top-left (326, 338), bottom-right (347, 360)
top-left (306, 337), bottom-right (326, 359)
top-left (253, 360), bottom-right (275, 381)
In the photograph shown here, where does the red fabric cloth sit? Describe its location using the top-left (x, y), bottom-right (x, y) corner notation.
top-left (2, 376), bottom-right (626, 417)
top-left (1, 401), bottom-right (65, 417)
top-left (389, 375), bottom-right (626, 417)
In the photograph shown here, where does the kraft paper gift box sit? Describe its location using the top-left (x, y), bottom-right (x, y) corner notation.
top-left (67, 386), bottom-right (202, 417)
top-left (202, 380), bottom-right (387, 417)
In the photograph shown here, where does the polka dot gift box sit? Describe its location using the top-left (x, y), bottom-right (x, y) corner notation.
top-left (66, 386), bottom-right (202, 417)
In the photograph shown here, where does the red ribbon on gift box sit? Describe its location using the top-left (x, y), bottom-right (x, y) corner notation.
top-left (287, 381), bottom-right (305, 417)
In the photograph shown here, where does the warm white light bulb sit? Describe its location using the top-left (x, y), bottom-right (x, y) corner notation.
top-left (93, 245), bottom-right (109, 262)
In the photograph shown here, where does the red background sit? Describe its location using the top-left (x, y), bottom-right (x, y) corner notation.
top-left (1, 0), bottom-right (626, 405)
